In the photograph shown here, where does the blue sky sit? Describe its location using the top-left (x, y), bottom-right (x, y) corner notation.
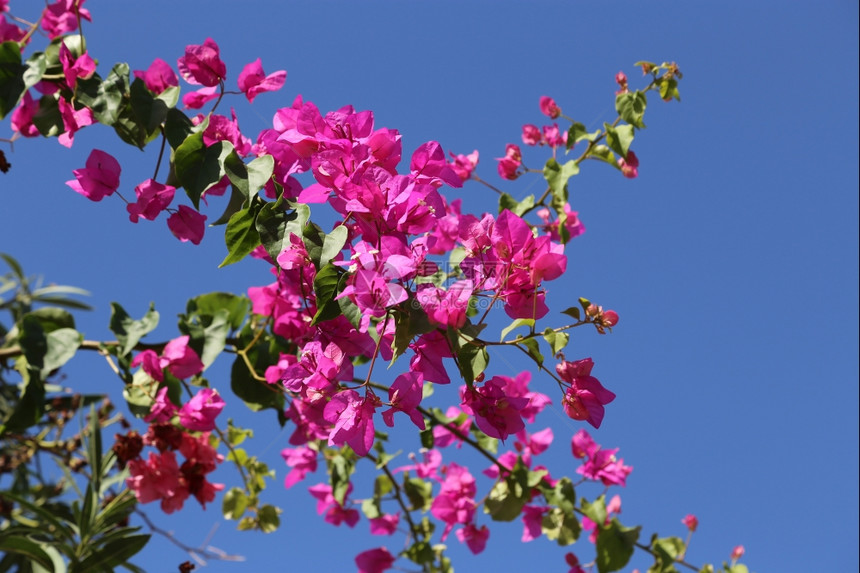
top-left (1, 1), bottom-right (858, 572)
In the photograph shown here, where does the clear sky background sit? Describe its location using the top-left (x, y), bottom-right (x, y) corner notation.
top-left (1, 1), bottom-right (858, 572)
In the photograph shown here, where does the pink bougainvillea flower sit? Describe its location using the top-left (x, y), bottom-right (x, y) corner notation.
top-left (565, 552), bottom-right (586, 573)
top-left (41, 0), bottom-right (91, 39)
top-left (160, 335), bottom-right (205, 379)
top-left (381, 372), bottom-right (425, 430)
top-left (556, 357), bottom-right (615, 429)
top-left (355, 547), bottom-right (395, 573)
top-left (178, 432), bottom-right (225, 508)
top-left (0, 15), bottom-right (27, 44)
top-left (615, 71), bottom-right (629, 94)
top-left (682, 514), bottom-right (699, 532)
top-left (177, 38), bottom-right (226, 87)
top-left (460, 376), bottom-right (529, 440)
top-left (57, 97), bottom-right (95, 148)
top-left (618, 150), bottom-right (639, 178)
top-left (10, 92), bottom-right (40, 137)
top-left (495, 143), bottom-right (523, 180)
top-left (182, 85), bottom-right (218, 110)
top-left (178, 388), bottom-right (225, 431)
top-left (456, 522), bottom-right (489, 554)
top-left (167, 205), bottom-right (207, 245)
top-left (308, 483), bottom-right (360, 527)
top-left (324, 389), bottom-right (380, 456)
top-left (521, 124), bottom-right (542, 146)
top-left (127, 179), bottom-right (175, 222)
top-left (126, 450), bottom-right (188, 514)
top-left (448, 149), bottom-right (479, 183)
top-left (578, 446), bottom-right (632, 486)
top-left (134, 58), bottom-right (179, 94)
top-left (539, 95), bottom-right (561, 119)
top-left (237, 58), bottom-right (287, 103)
top-left (522, 505), bottom-right (549, 542)
top-left (66, 149), bottom-right (120, 201)
top-left (281, 446), bottom-right (318, 488)
top-left (143, 386), bottom-right (177, 424)
top-left (368, 513), bottom-right (399, 536)
top-left (571, 429), bottom-right (600, 459)
top-left (59, 42), bottom-right (95, 89)
top-left (731, 545), bottom-right (745, 561)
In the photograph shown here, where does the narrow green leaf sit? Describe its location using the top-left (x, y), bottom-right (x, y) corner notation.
top-left (74, 533), bottom-right (149, 571)
top-left (500, 318), bottom-right (534, 342)
top-left (219, 205), bottom-right (261, 267)
top-left (0, 535), bottom-right (55, 570)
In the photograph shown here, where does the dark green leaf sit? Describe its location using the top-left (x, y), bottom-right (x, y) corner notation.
top-left (403, 477), bottom-right (432, 511)
top-left (212, 184), bottom-right (248, 227)
top-left (32, 94), bottom-right (63, 137)
top-left (220, 205), bottom-right (261, 267)
top-left (257, 505), bottom-right (281, 533)
top-left (109, 302), bottom-right (159, 356)
top-left (0, 534), bottom-right (56, 570)
top-left (567, 122), bottom-right (601, 149)
top-left (75, 63), bottom-right (130, 126)
top-left (302, 221), bottom-right (326, 268)
top-left (311, 263), bottom-right (342, 325)
top-left (0, 41), bottom-right (27, 119)
top-left (186, 293), bottom-right (249, 331)
top-left (174, 135), bottom-right (233, 209)
top-left (561, 306), bottom-right (581, 320)
top-left (521, 338), bottom-right (543, 365)
top-left (229, 354), bottom-right (283, 414)
top-left (75, 533), bottom-right (149, 571)
top-left (164, 107), bottom-right (194, 150)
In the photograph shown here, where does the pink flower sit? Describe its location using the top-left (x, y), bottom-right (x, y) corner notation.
top-left (308, 483), bottom-right (360, 527)
top-left (430, 463), bottom-right (477, 540)
top-left (539, 95), bottom-right (561, 119)
top-left (448, 149), bottom-right (479, 183)
top-left (615, 71), bottom-right (629, 94)
top-left (355, 547), bottom-right (395, 573)
top-left (134, 58), bottom-right (179, 94)
top-left (368, 513), bottom-right (399, 536)
top-left (237, 58), bottom-right (287, 103)
top-left (182, 86), bottom-right (218, 109)
top-left (495, 143), bottom-right (523, 180)
top-left (281, 446), bottom-right (318, 488)
top-left (10, 92), bottom-right (40, 137)
top-left (618, 150), bottom-right (639, 178)
top-left (127, 179), bottom-right (175, 222)
top-left (66, 149), bottom-right (121, 201)
top-left (571, 429), bottom-right (599, 459)
top-left (682, 514), bottom-right (699, 532)
top-left (731, 545), bottom-right (745, 561)
top-left (143, 387), bottom-right (178, 424)
top-left (41, 0), bottom-right (91, 39)
top-left (57, 97), bottom-right (95, 148)
top-left (126, 450), bottom-right (189, 514)
top-left (578, 447), bottom-right (632, 486)
top-left (521, 124), bottom-right (541, 146)
top-left (177, 38), bottom-right (226, 87)
top-left (416, 280), bottom-right (473, 329)
top-left (456, 522), bottom-right (489, 554)
top-left (324, 390), bottom-right (380, 456)
top-left (160, 336), bottom-right (205, 379)
top-left (381, 372), bottom-right (425, 430)
top-left (59, 43), bottom-right (95, 89)
top-left (522, 505), bottom-right (548, 542)
top-left (178, 388), bottom-right (225, 431)
top-left (167, 205), bottom-right (207, 245)
top-left (565, 552), bottom-right (586, 573)
top-left (0, 15), bottom-right (27, 44)
top-left (460, 376), bottom-right (529, 440)
top-left (557, 357), bottom-right (615, 429)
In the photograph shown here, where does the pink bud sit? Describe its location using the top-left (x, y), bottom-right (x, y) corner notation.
top-left (681, 514), bottom-right (699, 532)
top-left (539, 96), bottom-right (561, 119)
top-left (603, 310), bottom-right (619, 327)
top-left (731, 545), bottom-right (745, 561)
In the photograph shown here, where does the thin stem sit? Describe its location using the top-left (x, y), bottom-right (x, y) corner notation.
top-left (152, 130), bottom-right (168, 180)
top-left (134, 508), bottom-right (245, 564)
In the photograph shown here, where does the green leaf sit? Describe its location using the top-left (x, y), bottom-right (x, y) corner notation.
top-left (224, 153), bottom-right (274, 201)
top-left (561, 306), bottom-right (581, 320)
top-left (311, 263), bottom-right (342, 325)
top-left (581, 495), bottom-right (607, 527)
top-left (542, 328), bottom-right (569, 356)
top-left (541, 507), bottom-right (581, 546)
top-left (567, 122), bottom-right (601, 149)
top-left (403, 477), bottom-right (432, 511)
top-left (186, 292), bottom-right (249, 331)
top-left (595, 517), bottom-right (641, 573)
top-left (321, 225), bottom-right (349, 266)
top-left (229, 353), bottom-right (283, 414)
top-left (164, 107), bottom-right (194, 150)
top-left (113, 78), bottom-right (170, 149)
top-left (455, 339), bottom-right (489, 386)
top-left (220, 205), bottom-right (261, 267)
top-left (604, 123), bottom-right (635, 159)
top-left (0, 41), bottom-right (27, 119)
top-left (222, 487), bottom-right (249, 520)
top-left (521, 337), bottom-right (543, 365)
top-left (543, 158), bottom-right (580, 205)
top-left (302, 220), bottom-right (326, 268)
top-left (650, 535), bottom-right (685, 573)
top-left (23, 52), bottom-right (47, 93)
top-left (109, 302), bottom-right (159, 356)
top-left (390, 303), bottom-right (435, 363)
top-left (212, 184), bottom-right (248, 227)
top-left (174, 135), bottom-right (233, 209)
top-left (255, 197), bottom-right (299, 258)
top-left (258, 505), bottom-right (281, 533)
top-left (616, 90), bottom-right (647, 128)
top-left (499, 193), bottom-right (536, 217)
top-left (41, 328), bottom-right (82, 375)
top-left (75, 63), bottom-right (130, 126)
top-left (484, 460), bottom-right (531, 522)
top-left (74, 533), bottom-right (150, 572)
top-left (329, 454), bottom-right (353, 506)
top-left (500, 318), bottom-right (534, 342)
top-left (0, 534), bottom-right (56, 571)
top-left (19, 307), bottom-right (76, 333)
top-left (32, 94), bottom-right (63, 137)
